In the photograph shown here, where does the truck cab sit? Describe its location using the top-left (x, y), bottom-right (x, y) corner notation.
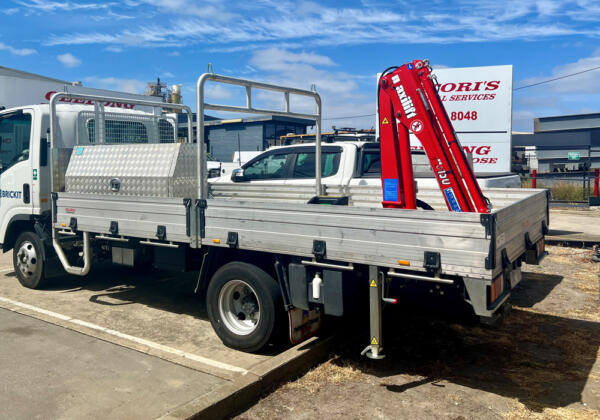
top-left (0, 107), bottom-right (47, 256)
top-left (0, 103), bottom-right (179, 287)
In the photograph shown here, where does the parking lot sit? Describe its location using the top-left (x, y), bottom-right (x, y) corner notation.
top-left (0, 252), bottom-right (329, 419)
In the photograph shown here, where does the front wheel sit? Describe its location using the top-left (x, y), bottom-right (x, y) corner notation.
top-left (206, 262), bottom-right (284, 352)
top-left (13, 231), bottom-right (46, 289)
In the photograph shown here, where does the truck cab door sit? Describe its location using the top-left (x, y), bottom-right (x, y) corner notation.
top-left (0, 109), bottom-right (35, 240)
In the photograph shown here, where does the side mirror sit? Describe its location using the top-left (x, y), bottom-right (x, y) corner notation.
top-left (40, 137), bottom-right (48, 167)
top-left (231, 168), bottom-right (245, 182)
top-left (207, 168), bottom-right (221, 178)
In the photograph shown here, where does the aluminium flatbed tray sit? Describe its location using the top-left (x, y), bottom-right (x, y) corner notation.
top-left (54, 187), bottom-right (549, 280)
top-left (54, 194), bottom-right (192, 245)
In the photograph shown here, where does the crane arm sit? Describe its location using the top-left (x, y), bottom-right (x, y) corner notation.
top-left (378, 60), bottom-right (490, 213)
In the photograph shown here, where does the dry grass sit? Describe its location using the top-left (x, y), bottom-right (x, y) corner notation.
top-left (282, 357), bottom-right (366, 394)
top-left (572, 270), bottom-right (599, 294)
top-left (253, 244), bottom-right (600, 418)
top-left (520, 179), bottom-right (587, 201)
top-left (551, 182), bottom-right (587, 201)
top-left (505, 404), bottom-right (600, 420)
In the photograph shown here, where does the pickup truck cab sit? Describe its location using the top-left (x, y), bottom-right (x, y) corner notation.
top-left (210, 141), bottom-right (521, 189)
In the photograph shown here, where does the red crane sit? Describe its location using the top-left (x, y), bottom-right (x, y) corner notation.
top-left (378, 60), bottom-right (490, 213)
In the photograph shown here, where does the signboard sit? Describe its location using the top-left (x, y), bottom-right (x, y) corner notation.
top-left (568, 152), bottom-right (580, 161)
top-left (377, 64), bottom-right (513, 174)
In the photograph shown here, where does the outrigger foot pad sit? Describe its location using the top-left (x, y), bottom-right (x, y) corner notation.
top-left (361, 345), bottom-right (385, 360)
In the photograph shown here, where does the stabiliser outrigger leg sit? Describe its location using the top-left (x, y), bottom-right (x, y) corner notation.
top-left (361, 266), bottom-right (386, 359)
top-left (361, 266), bottom-right (400, 359)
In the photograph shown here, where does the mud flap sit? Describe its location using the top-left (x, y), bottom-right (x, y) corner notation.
top-left (288, 308), bottom-right (322, 345)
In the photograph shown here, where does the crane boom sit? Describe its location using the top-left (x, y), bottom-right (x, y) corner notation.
top-left (378, 60), bottom-right (490, 213)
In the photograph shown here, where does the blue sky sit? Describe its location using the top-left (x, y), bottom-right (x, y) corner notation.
top-left (1, 0), bottom-right (599, 131)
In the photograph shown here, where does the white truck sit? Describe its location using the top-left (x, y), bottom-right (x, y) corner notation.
top-left (1, 73), bottom-right (548, 358)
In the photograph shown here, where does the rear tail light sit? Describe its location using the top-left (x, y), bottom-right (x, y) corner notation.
top-left (537, 239), bottom-right (545, 255)
top-left (490, 274), bottom-right (504, 303)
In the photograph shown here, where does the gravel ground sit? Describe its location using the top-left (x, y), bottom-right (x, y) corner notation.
top-left (236, 245), bottom-right (600, 419)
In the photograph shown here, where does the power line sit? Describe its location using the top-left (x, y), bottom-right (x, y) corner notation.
top-left (322, 113), bottom-right (375, 120)
top-left (514, 65), bottom-right (600, 90)
top-left (323, 65), bottom-right (600, 120)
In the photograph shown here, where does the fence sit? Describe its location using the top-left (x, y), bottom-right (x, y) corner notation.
top-left (521, 169), bottom-right (600, 203)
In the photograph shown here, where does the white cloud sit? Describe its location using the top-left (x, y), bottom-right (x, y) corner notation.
top-left (135, 0), bottom-right (237, 20)
top-left (57, 53), bottom-right (81, 67)
top-left (512, 110), bottom-right (536, 132)
top-left (88, 10), bottom-right (135, 21)
top-left (83, 76), bottom-right (146, 94)
top-left (2, 8), bottom-right (20, 15)
top-left (162, 71), bottom-right (175, 78)
top-left (244, 48), bottom-right (374, 129)
top-left (15, 0), bottom-right (116, 12)
top-left (250, 48), bottom-right (335, 71)
top-left (517, 48), bottom-right (600, 94)
top-left (205, 84), bottom-right (238, 101)
top-left (43, 0), bottom-right (600, 49)
top-left (249, 48), bottom-right (359, 98)
top-left (512, 49), bottom-right (600, 130)
top-left (0, 42), bottom-right (36, 56)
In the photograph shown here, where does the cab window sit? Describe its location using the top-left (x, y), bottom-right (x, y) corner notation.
top-left (243, 152), bottom-right (290, 180)
top-left (0, 111), bottom-right (32, 173)
top-left (292, 150), bottom-right (341, 178)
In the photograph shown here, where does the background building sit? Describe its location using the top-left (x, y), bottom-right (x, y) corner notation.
top-left (177, 114), bottom-right (314, 162)
top-left (512, 113), bottom-right (600, 173)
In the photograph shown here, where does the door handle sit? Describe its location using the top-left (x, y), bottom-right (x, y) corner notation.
top-left (23, 184), bottom-right (30, 204)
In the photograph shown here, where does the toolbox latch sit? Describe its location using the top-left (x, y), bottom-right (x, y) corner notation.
top-left (156, 225), bottom-right (167, 241)
top-left (423, 251), bottom-right (441, 272)
top-left (227, 232), bottom-right (238, 248)
top-left (312, 240), bottom-right (326, 260)
top-left (109, 178), bottom-right (121, 192)
top-left (69, 217), bottom-right (77, 232)
top-left (109, 221), bottom-right (119, 235)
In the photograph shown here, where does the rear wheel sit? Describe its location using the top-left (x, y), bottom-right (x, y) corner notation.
top-left (207, 262), bottom-right (284, 352)
top-left (13, 231), bottom-right (46, 289)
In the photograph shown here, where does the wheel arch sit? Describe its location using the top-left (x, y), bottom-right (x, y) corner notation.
top-left (2, 215), bottom-right (35, 253)
top-left (195, 247), bottom-right (280, 296)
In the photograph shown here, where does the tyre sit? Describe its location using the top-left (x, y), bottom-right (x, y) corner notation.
top-left (206, 261), bottom-right (284, 352)
top-left (13, 231), bottom-right (46, 289)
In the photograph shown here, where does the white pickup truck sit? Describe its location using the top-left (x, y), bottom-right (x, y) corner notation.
top-left (210, 141), bottom-right (520, 192)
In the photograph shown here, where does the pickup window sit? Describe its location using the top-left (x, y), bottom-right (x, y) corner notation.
top-left (0, 111), bottom-right (31, 173)
top-left (356, 145), bottom-right (429, 178)
top-left (239, 146), bottom-right (342, 182)
top-left (361, 150), bottom-right (381, 176)
top-left (292, 151), bottom-right (341, 178)
top-left (244, 152), bottom-right (291, 180)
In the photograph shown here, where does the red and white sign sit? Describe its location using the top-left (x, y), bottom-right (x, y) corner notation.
top-left (412, 65), bottom-right (513, 173)
top-left (410, 119), bottom-right (424, 133)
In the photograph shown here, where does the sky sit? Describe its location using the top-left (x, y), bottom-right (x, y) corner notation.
top-left (1, 0), bottom-right (600, 132)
